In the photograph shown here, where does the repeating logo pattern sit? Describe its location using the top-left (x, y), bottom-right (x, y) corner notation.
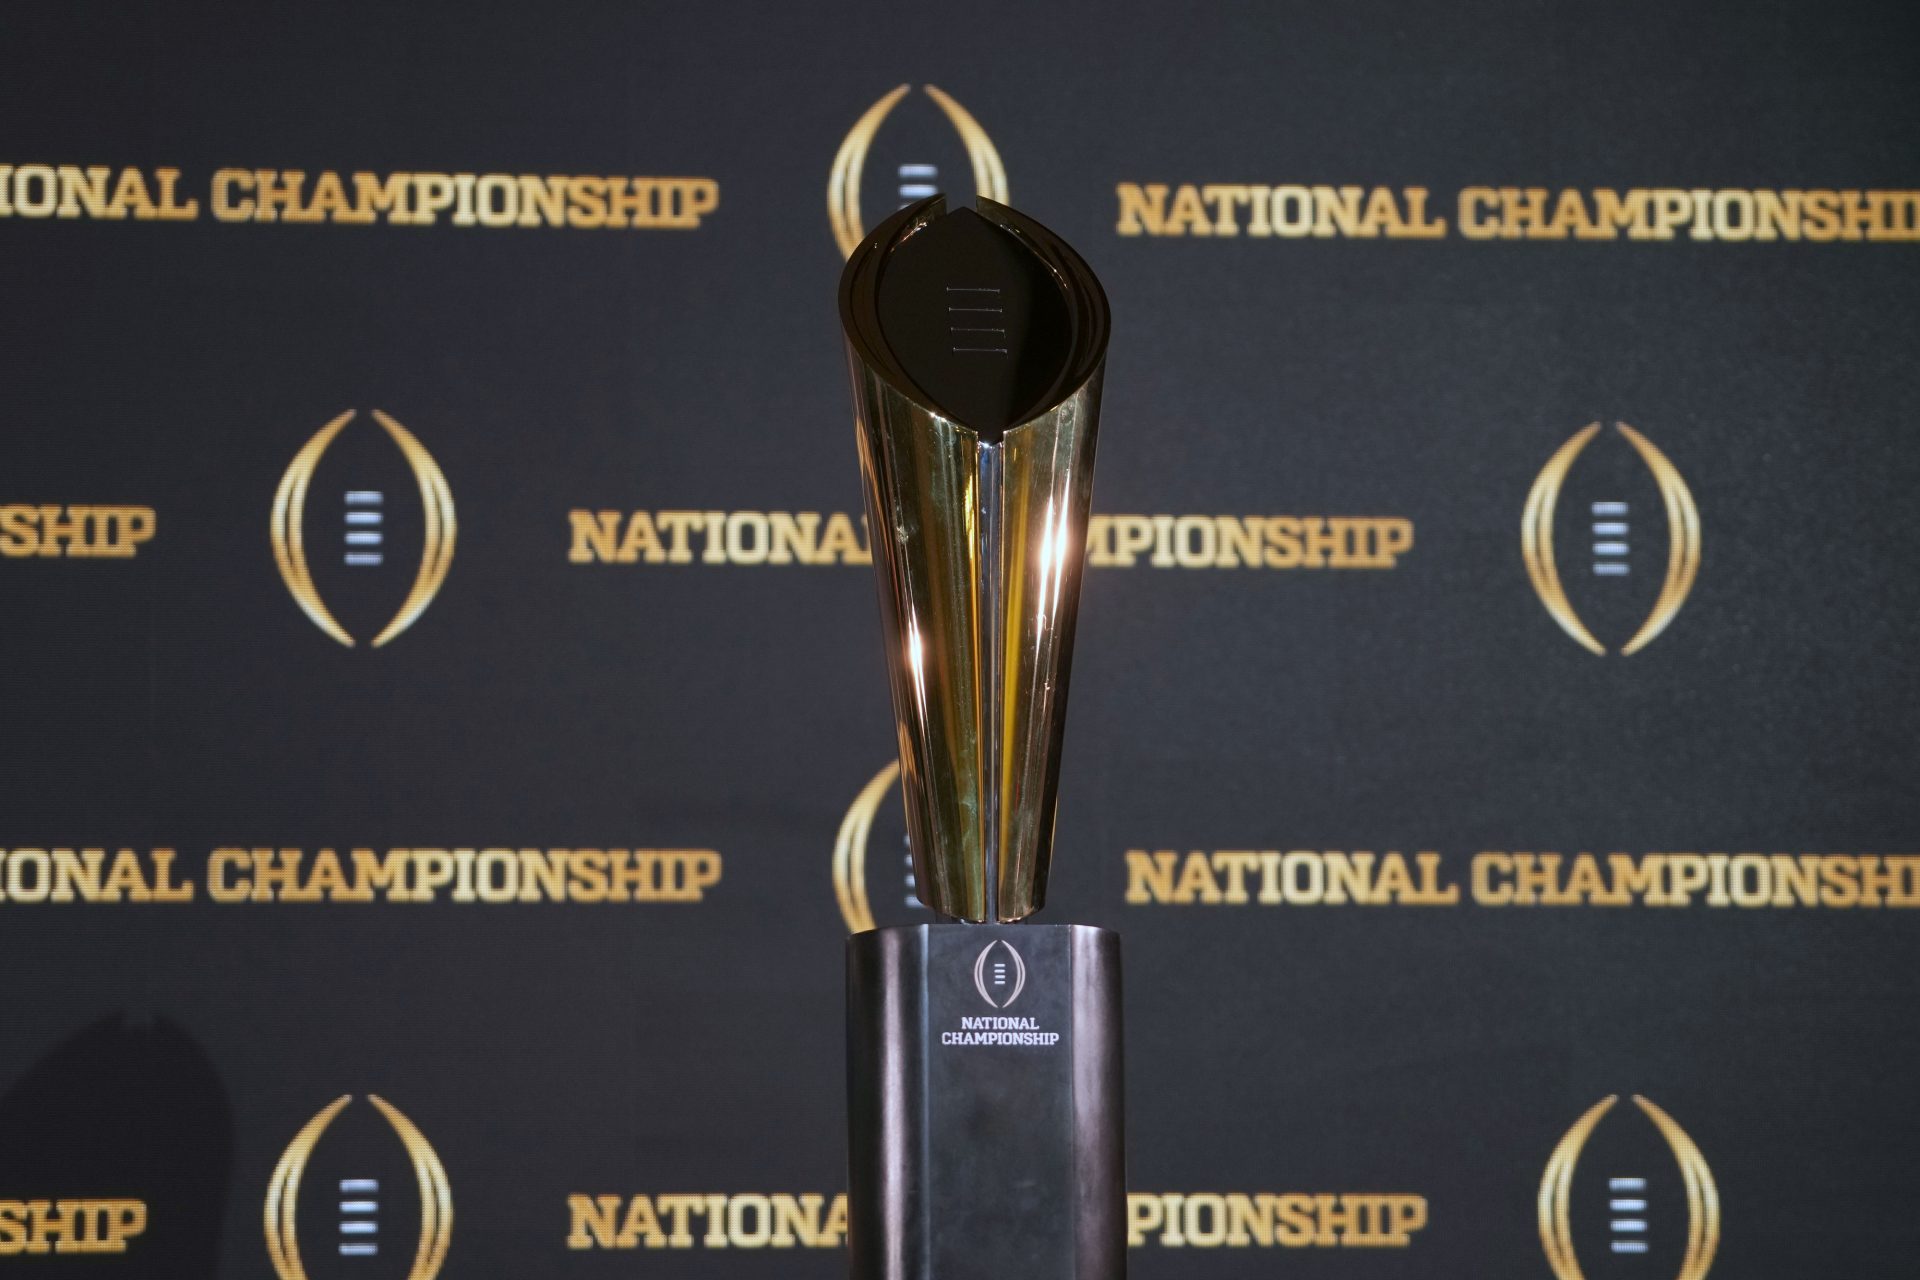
top-left (9, 9), bottom-right (1909, 1272)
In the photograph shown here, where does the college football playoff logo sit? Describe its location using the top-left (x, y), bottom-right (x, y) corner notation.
top-left (1538, 1094), bottom-right (1718, 1280)
top-left (265, 1094), bottom-right (452, 1280)
top-left (1521, 422), bottom-right (1700, 654)
top-left (834, 759), bottom-right (934, 933)
top-left (271, 409), bottom-right (457, 647)
top-left (972, 939), bottom-right (1026, 1008)
top-left (827, 84), bottom-right (1008, 258)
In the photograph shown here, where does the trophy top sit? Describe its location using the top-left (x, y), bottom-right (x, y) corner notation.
top-left (841, 196), bottom-right (1109, 444)
top-left (873, 207), bottom-right (1071, 439)
top-left (839, 195), bottom-right (1110, 924)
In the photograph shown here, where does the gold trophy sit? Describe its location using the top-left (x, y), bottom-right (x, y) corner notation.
top-left (840, 195), bottom-right (1121, 1280)
top-left (841, 194), bottom-right (1107, 921)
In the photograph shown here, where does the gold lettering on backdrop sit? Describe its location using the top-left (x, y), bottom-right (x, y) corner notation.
top-left (1116, 183), bottom-right (1920, 242)
top-left (1085, 514), bottom-right (1412, 568)
top-left (0, 165), bottom-right (197, 220)
top-left (0, 506), bottom-right (155, 557)
top-left (568, 1194), bottom-right (848, 1250)
top-left (0, 848), bottom-right (722, 904)
top-left (0, 1200), bottom-right (147, 1255)
top-left (568, 510), bottom-right (875, 566)
top-left (1122, 850), bottom-right (1920, 909)
top-left (565, 1193), bottom-right (1425, 1250)
top-left (1125, 851), bottom-right (1459, 906)
top-left (1125, 1193), bottom-right (1427, 1247)
top-left (0, 849), bottom-right (194, 903)
top-left (1470, 851), bottom-right (1920, 908)
top-left (206, 848), bottom-right (725, 903)
top-left (199, 168), bottom-right (719, 228)
top-left (0, 165), bottom-right (718, 228)
top-left (566, 510), bottom-right (1414, 569)
top-left (1116, 184), bottom-right (1446, 238)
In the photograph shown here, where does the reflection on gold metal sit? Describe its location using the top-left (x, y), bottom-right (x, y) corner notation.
top-left (265, 1094), bottom-right (452, 1280)
top-left (833, 759), bottom-right (901, 933)
top-left (842, 199), bottom-right (1108, 922)
top-left (1539, 1094), bottom-right (1719, 1280)
top-left (1521, 422), bottom-right (1701, 655)
top-left (270, 410), bottom-right (458, 647)
top-left (1615, 425), bottom-right (1701, 655)
top-left (827, 85), bottom-right (1008, 258)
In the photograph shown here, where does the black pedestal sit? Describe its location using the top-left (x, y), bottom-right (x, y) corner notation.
top-left (846, 923), bottom-right (1124, 1280)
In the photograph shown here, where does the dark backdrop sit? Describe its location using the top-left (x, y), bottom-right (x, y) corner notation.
top-left (0, 1), bottom-right (1916, 1276)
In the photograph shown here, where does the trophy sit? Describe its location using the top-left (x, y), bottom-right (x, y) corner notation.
top-left (839, 195), bottom-right (1121, 1280)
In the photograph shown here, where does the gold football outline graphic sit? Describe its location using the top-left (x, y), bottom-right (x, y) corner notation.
top-left (265, 1094), bottom-right (453, 1280)
top-left (1522, 422), bottom-right (1700, 655)
top-left (827, 84), bottom-right (1008, 259)
top-left (833, 759), bottom-right (900, 934)
top-left (271, 409), bottom-right (457, 647)
top-left (1538, 1094), bottom-right (1719, 1280)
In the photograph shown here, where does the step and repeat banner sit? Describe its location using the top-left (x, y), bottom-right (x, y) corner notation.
top-left (1, 0), bottom-right (1916, 1276)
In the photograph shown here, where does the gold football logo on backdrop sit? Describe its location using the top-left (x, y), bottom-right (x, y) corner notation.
top-left (1522, 422), bottom-right (1700, 655)
top-left (1539, 1094), bottom-right (1719, 1280)
top-left (827, 84), bottom-right (1008, 258)
top-left (832, 759), bottom-right (901, 933)
top-left (266, 1094), bottom-right (452, 1280)
top-left (271, 410), bottom-right (457, 647)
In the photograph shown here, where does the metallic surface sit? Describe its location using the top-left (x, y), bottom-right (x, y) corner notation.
top-left (841, 196), bottom-right (1109, 922)
top-left (847, 923), bottom-right (1125, 1280)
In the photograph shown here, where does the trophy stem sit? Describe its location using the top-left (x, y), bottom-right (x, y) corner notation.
top-left (975, 440), bottom-right (1005, 924)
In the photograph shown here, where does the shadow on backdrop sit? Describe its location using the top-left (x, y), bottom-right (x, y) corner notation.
top-left (0, 1012), bottom-right (232, 1275)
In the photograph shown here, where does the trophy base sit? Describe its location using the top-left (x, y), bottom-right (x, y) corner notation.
top-left (846, 922), bottom-right (1124, 1280)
